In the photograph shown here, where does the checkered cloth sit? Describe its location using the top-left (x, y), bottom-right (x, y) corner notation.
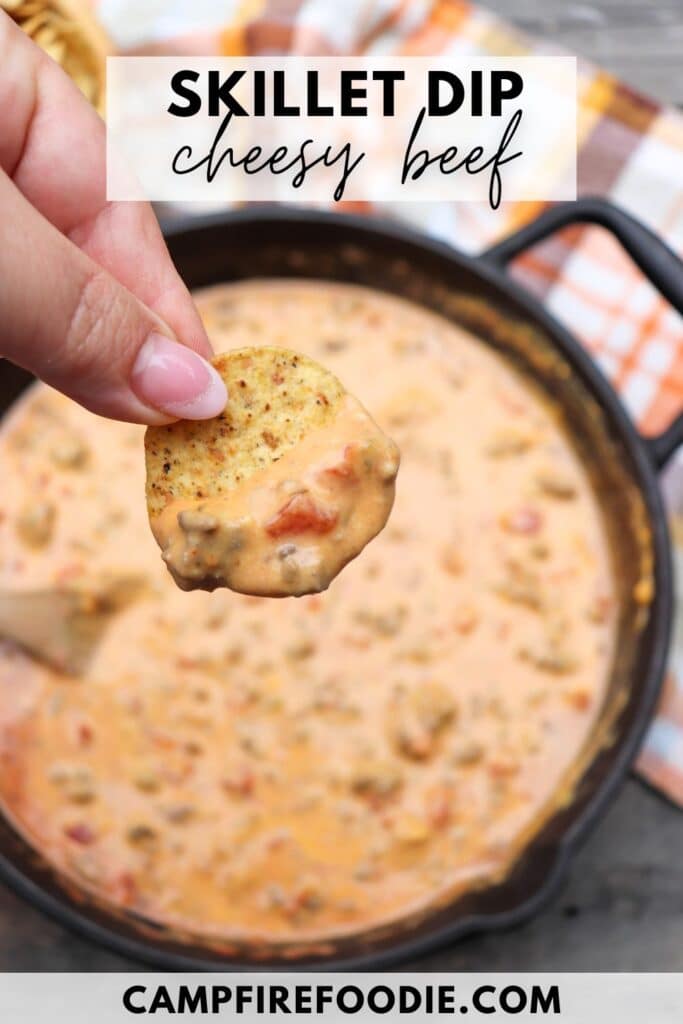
top-left (95, 0), bottom-right (683, 805)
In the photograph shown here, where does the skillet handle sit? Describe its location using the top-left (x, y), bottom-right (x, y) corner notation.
top-left (482, 196), bottom-right (683, 468)
top-left (646, 415), bottom-right (683, 469)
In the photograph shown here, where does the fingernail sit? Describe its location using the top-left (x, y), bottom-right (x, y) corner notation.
top-left (131, 333), bottom-right (227, 419)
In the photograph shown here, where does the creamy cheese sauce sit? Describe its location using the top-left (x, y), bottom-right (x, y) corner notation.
top-left (152, 394), bottom-right (400, 597)
top-left (0, 281), bottom-right (616, 946)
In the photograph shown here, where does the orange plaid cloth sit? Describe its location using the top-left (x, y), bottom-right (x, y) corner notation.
top-left (96, 0), bottom-right (683, 804)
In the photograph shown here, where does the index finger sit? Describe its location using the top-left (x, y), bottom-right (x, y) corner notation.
top-left (0, 12), bottom-right (211, 358)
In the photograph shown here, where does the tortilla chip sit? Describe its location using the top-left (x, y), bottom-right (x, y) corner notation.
top-left (144, 347), bottom-right (346, 520)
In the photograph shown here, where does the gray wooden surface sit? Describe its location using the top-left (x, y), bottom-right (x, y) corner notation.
top-left (489, 0), bottom-right (683, 106)
top-left (2, 0), bottom-right (683, 972)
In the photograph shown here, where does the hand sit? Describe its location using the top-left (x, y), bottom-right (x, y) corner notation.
top-left (0, 13), bottom-right (227, 424)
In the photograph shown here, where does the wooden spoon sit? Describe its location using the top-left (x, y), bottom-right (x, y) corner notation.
top-left (0, 575), bottom-right (145, 676)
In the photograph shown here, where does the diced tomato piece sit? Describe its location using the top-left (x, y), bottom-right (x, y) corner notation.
top-left (502, 507), bottom-right (543, 535)
top-left (496, 389), bottom-right (527, 416)
top-left (322, 444), bottom-right (358, 483)
top-left (149, 730), bottom-right (177, 750)
top-left (488, 760), bottom-right (519, 779)
top-left (176, 655), bottom-right (203, 670)
top-left (265, 493), bottom-right (338, 538)
top-left (588, 594), bottom-right (612, 624)
top-left (222, 766), bottom-right (255, 797)
top-left (566, 689), bottom-right (592, 712)
top-left (324, 463), bottom-right (356, 482)
top-left (64, 823), bottom-right (95, 845)
top-left (453, 605), bottom-right (478, 635)
top-left (76, 722), bottom-right (94, 747)
top-left (55, 563), bottom-right (85, 584)
top-left (426, 784), bottom-right (453, 829)
top-left (113, 871), bottom-right (138, 906)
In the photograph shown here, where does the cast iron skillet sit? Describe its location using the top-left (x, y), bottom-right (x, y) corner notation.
top-left (0, 197), bottom-right (682, 969)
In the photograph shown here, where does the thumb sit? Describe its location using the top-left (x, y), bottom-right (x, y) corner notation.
top-left (0, 171), bottom-right (226, 424)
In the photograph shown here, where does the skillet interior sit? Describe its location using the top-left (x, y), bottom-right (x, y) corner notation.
top-left (0, 210), bottom-right (670, 969)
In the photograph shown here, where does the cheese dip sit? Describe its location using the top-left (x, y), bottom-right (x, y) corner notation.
top-left (0, 281), bottom-right (616, 947)
top-left (149, 389), bottom-right (400, 597)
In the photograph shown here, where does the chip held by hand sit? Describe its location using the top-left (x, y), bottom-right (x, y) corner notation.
top-left (144, 347), bottom-right (400, 597)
